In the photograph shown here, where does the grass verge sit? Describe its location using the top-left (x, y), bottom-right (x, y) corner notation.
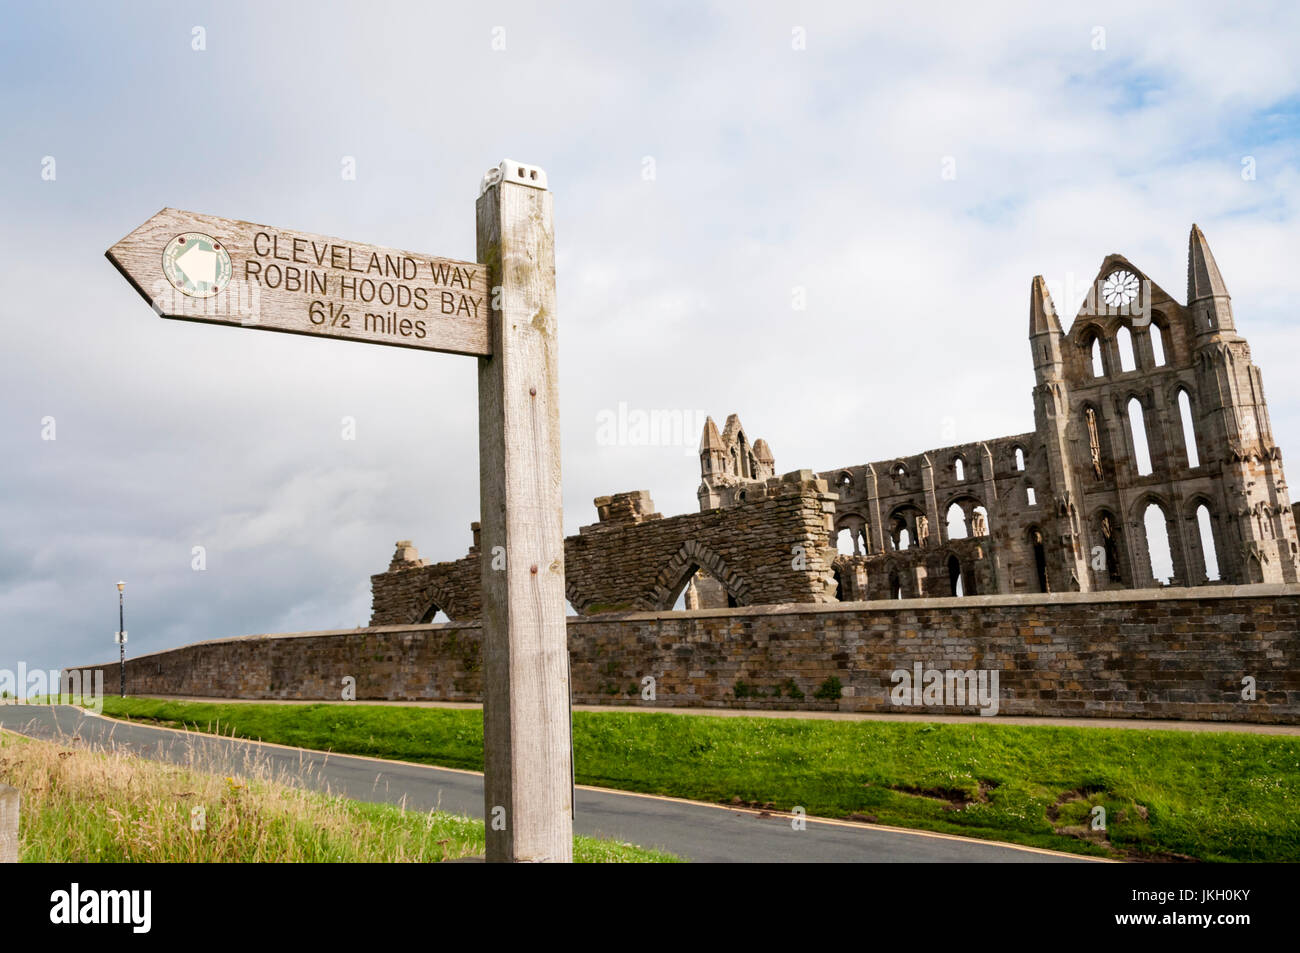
top-left (0, 729), bottom-right (677, 862)
top-left (74, 696), bottom-right (1300, 862)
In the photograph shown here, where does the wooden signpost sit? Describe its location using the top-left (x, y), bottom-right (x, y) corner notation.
top-left (107, 207), bottom-right (491, 357)
top-left (105, 160), bottom-right (573, 863)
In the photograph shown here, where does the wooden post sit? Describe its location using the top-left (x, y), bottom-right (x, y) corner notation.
top-left (0, 783), bottom-right (17, 863)
top-left (475, 160), bottom-right (572, 862)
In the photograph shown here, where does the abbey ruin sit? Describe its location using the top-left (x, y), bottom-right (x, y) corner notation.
top-left (372, 224), bottom-right (1300, 625)
top-left (73, 224), bottom-right (1300, 723)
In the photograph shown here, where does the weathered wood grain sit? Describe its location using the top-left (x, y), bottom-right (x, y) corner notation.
top-left (106, 207), bottom-right (490, 356)
top-left (0, 784), bottom-right (16, 863)
top-left (476, 163), bottom-right (573, 862)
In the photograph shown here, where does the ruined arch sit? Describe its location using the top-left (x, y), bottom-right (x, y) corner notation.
top-left (940, 550), bottom-right (977, 597)
top-left (1175, 384), bottom-right (1200, 469)
top-left (1131, 493), bottom-right (1178, 586)
top-left (1116, 324), bottom-right (1137, 372)
top-left (565, 579), bottom-right (595, 616)
top-left (1090, 507), bottom-right (1126, 585)
top-left (946, 553), bottom-right (964, 596)
top-left (641, 541), bottom-right (751, 610)
top-left (835, 511), bottom-right (870, 555)
top-left (831, 554), bottom-right (865, 601)
top-left (1079, 400), bottom-right (1108, 482)
top-left (888, 503), bottom-right (926, 551)
top-left (1183, 495), bottom-right (1222, 584)
top-left (415, 583), bottom-right (462, 623)
top-left (1026, 525), bottom-right (1049, 593)
top-left (1080, 324), bottom-right (1106, 377)
top-left (1125, 393), bottom-right (1153, 476)
top-left (884, 561), bottom-right (905, 599)
top-left (1147, 311), bottom-right (1169, 366)
top-left (941, 493), bottom-right (986, 542)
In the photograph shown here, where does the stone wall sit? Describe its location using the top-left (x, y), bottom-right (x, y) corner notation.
top-left (68, 584), bottom-right (1300, 724)
top-left (370, 538), bottom-right (482, 626)
top-left (370, 470), bottom-right (840, 625)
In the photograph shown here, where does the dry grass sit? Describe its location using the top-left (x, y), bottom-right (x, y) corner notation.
top-left (0, 730), bottom-right (676, 863)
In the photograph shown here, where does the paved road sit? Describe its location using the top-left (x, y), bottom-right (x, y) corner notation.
top-left (0, 705), bottom-right (1096, 863)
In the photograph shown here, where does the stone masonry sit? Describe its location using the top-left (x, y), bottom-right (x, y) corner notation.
top-left (80, 225), bottom-right (1298, 725)
top-left (371, 470), bottom-right (839, 625)
top-left (701, 225), bottom-right (1299, 605)
top-left (373, 225), bottom-right (1298, 623)
top-left (68, 585), bottom-right (1300, 724)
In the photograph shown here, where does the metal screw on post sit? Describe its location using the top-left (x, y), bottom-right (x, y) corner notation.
top-left (116, 581), bottom-right (126, 698)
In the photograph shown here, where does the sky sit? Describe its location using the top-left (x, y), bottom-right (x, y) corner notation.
top-left (1, 1), bottom-right (1298, 679)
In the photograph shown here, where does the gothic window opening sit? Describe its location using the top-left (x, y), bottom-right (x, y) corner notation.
top-left (421, 605), bottom-right (450, 624)
top-left (1150, 323), bottom-right (1167, 366)
top-left (1099, 512), bottom-right (1123, 582)
top-left (947, 555), bottom-right (964, 597)
top-left (1128, 397), bottom-right (1153, 476)
top-left (1143, 502), bottom-right (1174, 585)
top-left (1117, 325), bottom-right (1137, 372)
top-left (1090, 337), bottom-right (1105, 377)
top-left (674, 565), bottom-right (739, 610)
top-left (946, 502), bottom-right (968, 540)
top-left (1014, 446), bottom-right (1025, 471)
top-left (1196, 504), bottom-right (1220, 581)
top-left (890, 507), bottom-right (924, 551)
top-left (1178, 389), bottom-right (1200, 468)
top-left (1029, 528), bottom-right (1048, 593)
top-left (837, 515), bottom-right (869, 555)
top-left (1085, 406), bottom-right (1104, 482)
top-left (1026, 483), bottom-right (1037, 507)
top-left (954, 456), bottom-right (965, 482)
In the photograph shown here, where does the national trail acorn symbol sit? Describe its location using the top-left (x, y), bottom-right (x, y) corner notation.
top-left (161, 232), bottom-right (232, 298)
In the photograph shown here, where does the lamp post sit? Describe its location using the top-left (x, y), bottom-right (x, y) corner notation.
top-left (116, 581), bottom-right (126, 698)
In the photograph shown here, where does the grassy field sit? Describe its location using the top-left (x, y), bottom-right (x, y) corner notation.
top-left (75, 696), bottom-right (1300, 862)
top-left (0, 730), bottom-right (676, 862)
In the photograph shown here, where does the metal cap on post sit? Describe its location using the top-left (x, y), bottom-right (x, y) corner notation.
top-left (476, 159), bottom-right (572, 862)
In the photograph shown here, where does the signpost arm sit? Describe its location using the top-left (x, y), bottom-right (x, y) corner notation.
top-left (475, 161), bottom-right (572, 862)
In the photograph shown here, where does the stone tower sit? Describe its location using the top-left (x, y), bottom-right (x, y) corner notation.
top-left (1029, 275), bottom-right (1091, 590)
top-left (698, 413), bottom-right (776, 510)
top-left (1048, 224), bottom-right (1296, 589)
top-left (1186, 226), bottom-right (1298, 582)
